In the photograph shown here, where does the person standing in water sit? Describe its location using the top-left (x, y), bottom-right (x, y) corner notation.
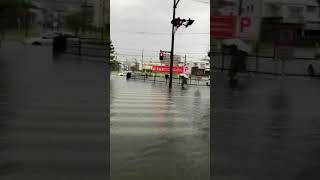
top-left (228, 45), bottom-right (247, 82)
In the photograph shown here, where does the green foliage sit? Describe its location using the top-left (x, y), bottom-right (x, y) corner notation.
top-left (109, 40), bottom-right (116, 61)
top-left (108, 40), bottom-right (119, 71)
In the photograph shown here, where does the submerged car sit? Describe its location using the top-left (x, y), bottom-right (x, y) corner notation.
top-left (24, 32), bottom-right (78, 46)
top-left (179, 74), bottom-right (189, 79)
top-left (118, 72), bottom-right (125, 76)
top-left (23, 32), bottom-right (60, 45)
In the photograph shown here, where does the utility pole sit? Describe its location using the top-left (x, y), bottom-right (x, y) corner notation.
top-left (142, 49), bottom-right (144, 72)
top-left (184, 54), bottom-right (186, 66)
top-left (169, 0), bottom-right (194, 89)
top-left (169, 0), bottom-right (178, 89)
top-left (135, 58), bottom-right (138, 72)
top-left (238, 0), bottom-right (243, 16)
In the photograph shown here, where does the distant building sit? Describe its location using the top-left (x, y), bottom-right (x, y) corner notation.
top-left (186, 59), bottom-right (210, 76)
top-left (30, 0), bottom-right (84, 30)
top-left (242, 0), bottom-right (320, 41)
top-left (161, 52), bottom-right (182, 66)
top-left (211, 0), bottom-right (237, 16)
top-left (142, 62), bottom-right (163, 72)
top-left (31, 0), bottom-right (108, 30)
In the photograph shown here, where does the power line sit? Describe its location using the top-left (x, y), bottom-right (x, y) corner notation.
top-left (114, 47), bottom-right (209, 54)
top-left (111, 31), bottom-right (209, 35)
top-left (116, 53), bottom-right (206, 59)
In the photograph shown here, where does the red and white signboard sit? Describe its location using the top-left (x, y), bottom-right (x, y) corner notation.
top-left (152, 66), bottom-right (188, 74)
top-left (211, 16), bottom-right (237, 39)
top-left (236, 16), bottom-right (260, 40)
top-left (211, 16), bottom-right (260, 40)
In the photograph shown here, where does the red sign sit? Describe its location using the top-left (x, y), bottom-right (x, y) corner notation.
top-left (152, 66), bottom-right (187, 74)
top-left (211, 16), bottom-right (236, 39)
top-left (239, 17), bottom-right (251, 32)
top-left (211, 16), bottom-right (259, 40)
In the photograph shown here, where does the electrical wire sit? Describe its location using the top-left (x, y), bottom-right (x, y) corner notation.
top-left (113, 46), bottom-right (209, 54)
top-left (111, 30), bottom-right (209, 35)
top-left (116, 53), bottom-right (207, 59)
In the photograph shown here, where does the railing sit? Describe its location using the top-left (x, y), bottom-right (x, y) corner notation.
top-left (64, 38), bottom-right (108, 59)
top-left (212, 51), bottom-right (320, 77)
top-left (129, 73), bottom-right (210, 87)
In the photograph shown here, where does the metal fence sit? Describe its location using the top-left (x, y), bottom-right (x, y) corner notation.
top-left (212, 51), bottom-right (320, 77)
top-left (64, 38), bottom-right (108, 59)
top-left (129, 73), bottom-right (210, 87)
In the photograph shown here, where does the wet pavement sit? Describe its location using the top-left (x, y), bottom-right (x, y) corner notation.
top-left (111, 76), bottom-right (209, 180)
top-left (213, 71), bottom-right (320, 180)
top-left (0, 42), bottom-right (107, 179)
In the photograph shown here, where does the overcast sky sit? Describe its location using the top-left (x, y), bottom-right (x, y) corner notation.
top-left (111, 0), bottom-right (210, 62)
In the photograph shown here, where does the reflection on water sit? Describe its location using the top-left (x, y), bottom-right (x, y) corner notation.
top-left (111, 77), bottom-right (209, 180)
top-left (0, 51), bottom-right (15, 176)
top-left (213, 72), bottom-right (320, 180)
top-left (0, 42), bottom-right (107, 180)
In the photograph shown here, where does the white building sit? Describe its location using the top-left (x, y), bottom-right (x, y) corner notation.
top-left (242, 0), bottom-right (320, 37)
top-left (211, 0), bottom-right (237, 16)
top-left (186, 59), bottom-right (210, 72)
top-left (142, 62), bottom-right (163, 71)
top-left (186, 60), bottom-right (210, 69)
top-left (162, 54), bottom-right (182, 66)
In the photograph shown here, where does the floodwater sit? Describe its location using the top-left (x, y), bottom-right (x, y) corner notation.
top-left (213, 71), bottom-right (320, 180)
top-left (110, 76), bottom-right (210, 180)
top-left (0, 42), bottom-right (107, 180)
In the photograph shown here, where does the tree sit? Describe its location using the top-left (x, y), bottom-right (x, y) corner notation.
top-left (109, 40), bottom-right (116, 61)
top-left (109, 40), bottom-right (119, 71)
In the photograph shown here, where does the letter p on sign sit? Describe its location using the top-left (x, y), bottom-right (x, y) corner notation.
top-left (240, 17), bottom-right (251, 32)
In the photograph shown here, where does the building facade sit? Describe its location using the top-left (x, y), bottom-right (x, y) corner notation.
top-left (92, 0), bottom-right (109, 28)
top-left (186, 59), bottom-right (210, 76)
top-left (242, 0), bottom-right (320, 41)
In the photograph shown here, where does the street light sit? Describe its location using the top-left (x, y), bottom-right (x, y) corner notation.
top-left (169, 0), bottom-right (194, 89)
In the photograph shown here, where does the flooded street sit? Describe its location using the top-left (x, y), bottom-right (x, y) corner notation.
top-left (111, 76), bottom-right (210, 180)
top-left (0, 42), bottom-right (107, 180)
top-left (5, 41), bottom-right (320, 180)
top-left (213, 72), bottom-right (320, 180)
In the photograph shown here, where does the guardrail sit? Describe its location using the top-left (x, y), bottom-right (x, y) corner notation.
top-left (63, 38), bottom-right (107, 58)
top-left (128, 73), bottom-right (210, 87)
top-left (212, 51), bottom-right (320, 77)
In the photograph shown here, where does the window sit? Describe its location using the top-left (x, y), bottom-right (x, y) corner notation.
top-left (288, 6), bottom-right (304, 18)
top-left (307, 5), bottom-right (316, 13)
